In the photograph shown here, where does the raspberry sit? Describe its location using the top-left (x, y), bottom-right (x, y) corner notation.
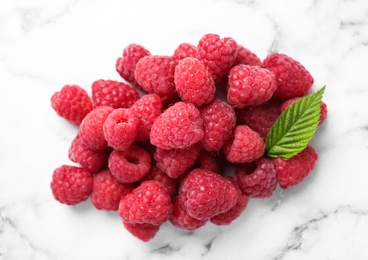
top-left (68, 133), bottom-right (109, 173)
top-left (197, 33), bottom-right (237, 83)
top-left (319, 102), bottom-right (328, 126)
top-left (234, 44), bottom-right (263, 67)
top-left (50, 165), bottom-right (93, 205)
top-left (51, 85), bottom-right (92, 126)
top-left (199, 99), bottom-right (236, 152)
top-left (154, 144), bottom-right (201, 179)
top-left (227, 64), bottom-right (277, 108)
top-left (119, 180), bottom-right (173, 225)
top-left (179, 168), bottom-right (238, 221)
top-left (173, 43), bottom-right (197, 60)
top-left (210, 177), bottom-right (249, 225)
top-left (174, 57), bottom-right (215, 107)
top-left (91, 79), bottom-right (140, 109)
top-left (108, 145), bottom-right (151, 183)
top-left (134, 55), bottom-right (178, 102)
top-left (263, 53), bottom-right (314, 100)
top-left (102, 108), bottom-right (139, 151)
top-left (91, 170), bottom-right (135, 211)
top-left (150, 102), bottom-right (204, 150)
top-left (79, 106), bottom-right (114, 150)
top-left (235, 157), bottom-right (277, 198)
top-left (170, 197), bottom-right (207, 230)
top-left (115, 43), bottom-right (151, 85)
top-left (223, 125), bottom-right (265, 164)
top-left (123, 221), bottom-right (160, 242)
top-left (281, 98), bottom-right (328, 126)
top-left (129, 94), bottom-right (163, 142)
top-left (235, 99), bottom-right (282, 139)
top-left (143, 165), bottom-right (177, 196)
top-left (275, 146), bottom-right (318, 189)
top-left (195, 150), bottom-right (220, 173)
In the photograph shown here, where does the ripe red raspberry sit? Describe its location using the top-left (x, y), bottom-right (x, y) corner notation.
top-left (102, 108), bottom-right (139, 151)
top-left (235, 99), bottom-right (282, 139)
top-left (91, 170), bottom-right (135, 211)
top-left (119, 180), bottom-right (173, 225)
top-left (150, 102), bottom-right (204, 150)
top-left (235, 157), bottom-right (277, 198)
top-left (197, 33), bottom-right (237, 83)
top-left (174, 57), bottom-right (215, 107)
top-left (193, 150), bottom-right (220, 173)
top-left (223, 125), bottom-right (265, 164)
top-left (263, 53), bottom-right (314, 100)
top-left (319, 102), bottom-right (328, 126)
top-left (281, 98), bottom-right (328, 126)
top-left (234, 44), bottom-right (263, 67)
top-left (154, 144), bottom-right (201, 179)
top-left (91, 79), bottom-right (140, 109)
top-left (123, 221), bottom-right (160, 242)
top-left (50, 165), bottom-right (93, 205)
top-left (115, 43), bottom-right (151, 85)
top-left (179, 168), bottom-right (238, 221)
top-left (227, 64), bottom-right (277, 108)
top-left (68, 133), bottom-right (109, 173)
top-left (170, 197), bottom-right (207, 230)
top-left (51, 84), bottom-right (92, 126)
top-left (210, 177), bottom-right (249, 225)
top-left (199, 99), bottom-right (236, 152)
top-left (143, 165), bottom-right (177, 196)
top-left (79, 106), bottom-right (114, 150)
top-left (134, 55), bottom-right (178, 102)
top-left (108, 145), bottom-right (151, 184)
top-left (275, 146), bottom-right (318, 189)
top-left (173, 43), bottom-right (197, 60)
top-left (128, 94), bottom-right (163, 142)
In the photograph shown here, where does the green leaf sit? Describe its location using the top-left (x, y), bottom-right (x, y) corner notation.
top-left (265, 86), bottom-right (325, 159)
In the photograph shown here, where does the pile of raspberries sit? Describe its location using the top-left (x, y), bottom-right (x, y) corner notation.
top-left (50, 33), bottom-right (327, 242)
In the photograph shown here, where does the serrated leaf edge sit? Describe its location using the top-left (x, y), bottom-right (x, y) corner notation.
top-left (265, 86), bottom-right (325, 160)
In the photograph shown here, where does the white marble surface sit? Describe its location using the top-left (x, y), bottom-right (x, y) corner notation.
top-left (1, 0), bottom-right (368, 259)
